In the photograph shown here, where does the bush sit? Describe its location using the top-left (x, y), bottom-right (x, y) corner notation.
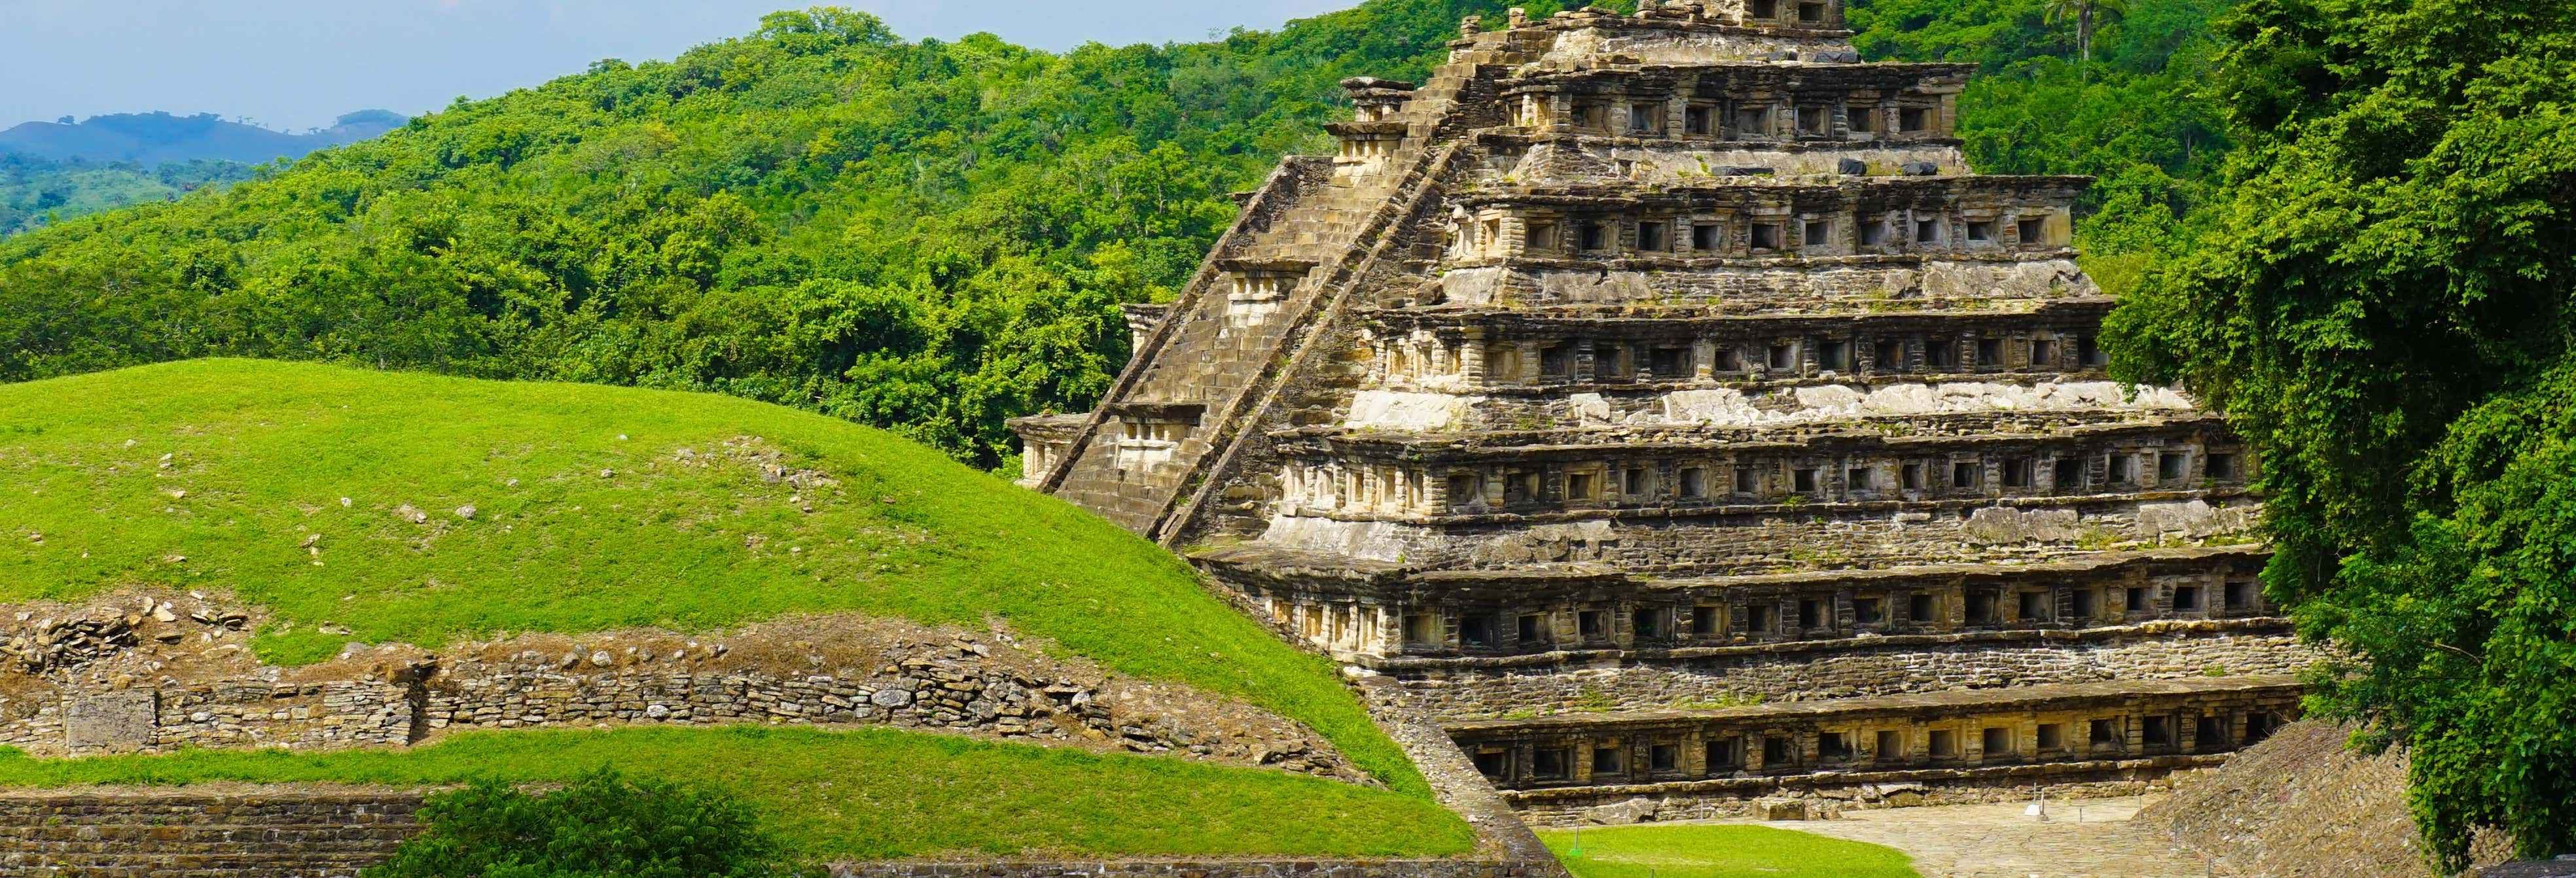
top-left (368, 767), bottom-right (791, 877)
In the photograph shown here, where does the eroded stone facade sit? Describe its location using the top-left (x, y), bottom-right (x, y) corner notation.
top-left (0, 593), bottom-right (1359, 784)
top-left (1013, 1), bottom-right (2308, 816)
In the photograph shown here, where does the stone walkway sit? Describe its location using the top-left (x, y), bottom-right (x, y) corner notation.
top-left (1732, 796), bottom-right (2242, 878)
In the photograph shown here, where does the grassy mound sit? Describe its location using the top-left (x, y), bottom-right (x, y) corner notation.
top-left (1540, 825), bottom-right (1921, 878)
top-left (0, 359), bottom-right (1423, 796)
top-left (0, 726), bottom-right (1475, 860)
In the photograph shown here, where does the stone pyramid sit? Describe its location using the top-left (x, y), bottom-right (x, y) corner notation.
top-left (1015, 0), bottom-right (2306, 820)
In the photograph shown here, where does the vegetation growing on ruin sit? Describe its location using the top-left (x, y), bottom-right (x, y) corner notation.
top-left (0, 359), bottom-right (1427, 796)
top-left (0, 726), bottom-right (1475, 860)
top-left (2105, 0), bottom-right (2576, 866)
top-left (1539, 824), bottom-right (1922, 878)
top-left (0, 0), bottom-right (2241, 466)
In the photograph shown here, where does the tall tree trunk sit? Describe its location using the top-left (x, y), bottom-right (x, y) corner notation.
top-left (2078, 6), bottom-right (2094, 83)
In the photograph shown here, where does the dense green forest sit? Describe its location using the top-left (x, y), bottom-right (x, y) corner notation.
top-left (0, 0), bottom-right (2232, 467)
top-left (0, 154), bottom-right (253, 236)
top-left (2107, 0), bottom-right (2576, 865)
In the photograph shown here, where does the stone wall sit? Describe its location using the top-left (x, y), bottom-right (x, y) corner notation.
top-left (0, 787), bottom-right (1559, 878)
top-left (0, 788), bottom-right (423, 878)
top-left (1384, 624), bottom-right (2314, 720)
top-left (0, 601), bottom-right (1358, 784)
top-left (5, 659), bottom-right (1354, 784)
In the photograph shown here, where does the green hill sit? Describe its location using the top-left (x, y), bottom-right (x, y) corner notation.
top-left (0, 359), bottom-right (1423, 799)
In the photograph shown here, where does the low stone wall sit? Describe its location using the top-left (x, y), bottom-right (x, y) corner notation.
top-left (0, 788), bottom-right (424, 878)
top-left (6, 659), bottom-right (1357, 782)
top-left (0, 788), bottom-right (1556, 878)
top-left (0, 605), bottom-right (1357, 784)
top-left (1386, 622), bottom-right (2312, 720)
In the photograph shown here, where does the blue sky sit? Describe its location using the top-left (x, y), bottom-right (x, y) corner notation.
top-left (1, 0), bottom-right (1351, 132)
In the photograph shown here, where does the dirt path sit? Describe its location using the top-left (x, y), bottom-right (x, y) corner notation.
top-left (1736, 796), bottom-right (2242, 878)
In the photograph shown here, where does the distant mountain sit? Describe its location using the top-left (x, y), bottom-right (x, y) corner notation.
top-left (0, 110), bottom-right (406, 166)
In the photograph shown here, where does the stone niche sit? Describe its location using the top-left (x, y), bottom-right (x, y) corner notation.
top-left (1219, 259), bottom-right (1317, 330)
top-left (1110, 402), bottom-right (1206, 472)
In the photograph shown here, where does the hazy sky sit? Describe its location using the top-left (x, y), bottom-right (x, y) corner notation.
top-left (1, 0), bottom-right (1351, 132)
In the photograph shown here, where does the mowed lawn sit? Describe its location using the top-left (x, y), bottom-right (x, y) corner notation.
top-left (0, 360), bottom-right (1422, 796)
top-left (1541, 824), bottom-right (1922, 878)
top-left (0, 726), bottom-right (1476, 860)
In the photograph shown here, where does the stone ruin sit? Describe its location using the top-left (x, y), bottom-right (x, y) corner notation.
top-left (1014, 0), bottom-right (2311, 822)
top-left (0, 594), bottom-right (1363, 785)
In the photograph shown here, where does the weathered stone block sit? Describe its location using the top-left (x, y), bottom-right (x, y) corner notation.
top-left (63, 691), bottom-right (157, 753)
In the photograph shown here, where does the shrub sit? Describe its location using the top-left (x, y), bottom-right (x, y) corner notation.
top-left (368, 767), bottom-right (790, 877)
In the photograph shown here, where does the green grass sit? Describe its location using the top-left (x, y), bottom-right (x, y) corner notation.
top-left (0, 359), bottom-right (1423, 796)
top-left (0, 726), bottom-right (1475, 860)
top-left (1541, 824), bottom-right (1922, 878)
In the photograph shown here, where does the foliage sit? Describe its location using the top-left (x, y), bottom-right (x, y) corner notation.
top-left (0, 359), bottom-right (1424, 796)
top-left (0, 725), bottom-right (1476, 860)
top-left (1538, 824), bottom-right (1922, 878)
top-left (2102, 0), bottom-right (2576, 866)
top-left (0, 3), bottom-right (1548, 468)
top-left (1848, 0), bottom-right (2238, 263)
top-left (368, 768), bottom-right (789, 878)
top-left (0, 152), bottom-right (251, 236)
top-left (2041, 0), bottom-right (2130, 77)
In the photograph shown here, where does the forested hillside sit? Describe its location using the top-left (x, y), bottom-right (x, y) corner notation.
top-left (0, 0), bottom-right (2236, 468)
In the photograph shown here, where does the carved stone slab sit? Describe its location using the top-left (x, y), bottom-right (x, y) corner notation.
top-left (63, 690), bottom-right (158, 752)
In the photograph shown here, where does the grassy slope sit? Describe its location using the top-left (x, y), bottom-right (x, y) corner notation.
top-left (1539, 825), bottom-right (1922, 878)
top-left (0, 726), bottom-right (1474, 860)
top-left (0, 359), bottom-right (1425, 798)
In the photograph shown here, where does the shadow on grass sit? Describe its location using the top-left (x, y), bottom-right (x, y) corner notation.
top-left (1539, 823), bottom-right (1922, 878)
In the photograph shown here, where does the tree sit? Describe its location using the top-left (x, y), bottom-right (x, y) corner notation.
top-left (2104, 0), bottom-right (2576, 867)
top-left (2042, 0), bottom-right (2130, 80)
